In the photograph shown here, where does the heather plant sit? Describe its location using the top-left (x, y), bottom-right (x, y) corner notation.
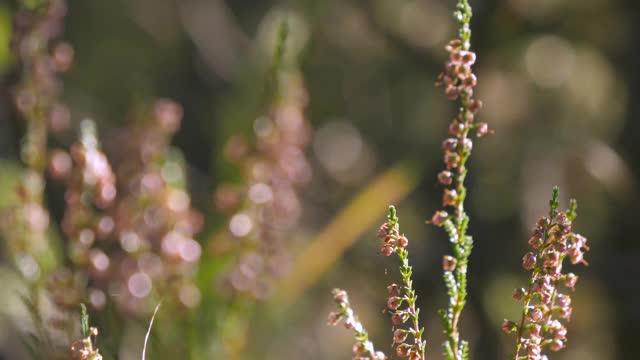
top-left (327, 1), bottom-right (589, 360)
top-left (69, 304), bottom-right (102, 360)
top-left (0, 0), bottom-right (603, 359)
top-left (503, 187), bottom-right (589, 359)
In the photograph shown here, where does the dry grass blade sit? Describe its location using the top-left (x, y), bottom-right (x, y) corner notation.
top-left (142, 301), bottom-right (163, 360)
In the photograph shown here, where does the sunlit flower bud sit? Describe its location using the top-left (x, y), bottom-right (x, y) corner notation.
top-left (387, 297), bottom-right (402, 310)
top-left (445, 84), bottom-right (458, 100)
top-left (52, 42), bottom-right (74, 73)
top-left (550, 339), bottom-right (564, 351)
top-left (332, 289), bottom-right (348, 304)
top-left (450, 50), bottom-right (463, 64)
top-left (327, 311), bottom-right (342, 326)
top-left (381, 244), bottom-right (396, 256)
top-left (512, 287), bottom-right (526, 301)
top-left (462, 138), bottom-right (473, 152)
top-left (396, 344), bottom-right (410, 357)
top-left (501, 319), bottom-right (517, 334)
top-left (528, 307), bottom-right (543, 322)
top-left (397, 235), bottom-right (408, 249)
top-left (522, 252), bottom-right (537, 270)
top-left (442, 138), bottom-right (458, 152)
top-left (377, 222), bottom-right (390, 238)
top-left (445, 39), bottom-right (462, 52)
top-left (442, 255), bottom-right (457, 271)
top-left (393, 329), bottom-right (408, 344)
top-left (567, 247), bottom-right (583, 264)
top-left (449, 120), bottom-right (466, 136)
top-left (528, 344), bottom-right (541, 357)
top-left (409, 350), bottom-right (421, 360)
top-left (443, 189), bottom-right (458, 206)
top-left (391, 312), bottom-right (405, 325)
top-left (461, 51), bottom-right (476, 65)
top-left (387, 284), bottom-right (401, 297)
top-left (438, 171), bottom-right (453, 185)
top-left (374, 351), bottom-right (387, 359)
top-left (539, 292), bottom-right (552, 304)
top-left (563, 273), bottom-right (578, 290)
top-left (528, 235), bottom-right (543, 249)
top-left (468, 99), bottom-right (483, 113)
top-left (429, 211), bottom-right (449, 226)
top-left (530, 324), bottom-right (542, 337)
top-left (444, 152), bottom-right (461, 169)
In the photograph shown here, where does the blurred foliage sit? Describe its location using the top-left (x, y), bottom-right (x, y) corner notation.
top-left (0, 0), bottom-right (639, 359)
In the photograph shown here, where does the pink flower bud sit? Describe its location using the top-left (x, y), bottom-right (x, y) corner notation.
top-left (332, 289), bottom-right (348, 304)
top-left (528, 307), bottom-right (543, 322)
top-left (397, 235), bottom-right (409, 249)
top-left (442, 255), bottom-right (457, 271)
top-left (377, 222), bottom-right (390, 238)
top-left (381, 244), bottom-right (395, 256)
top-left (442, 138), bottom-right (458, 152)
top-left (443, 189), bottom-right (458, 206)
top-left (522, 252), bottom-right (537, 270)
top-left (396, 344), bottom-right (410, 357)
top-left (438, 171), bottom-right (453, 185)
top-left (429, 211), bottom-right (449, 226)
top-left (393, 329), bottom-right (408, 344)
top-left (387, 284), bottom-right (401, 297)
top-left (387, 297), bottom-right (402, 310)
top-left (512, 287), bottom-right (526, 301)
top-left (501, 319), bottom-right (517, 334)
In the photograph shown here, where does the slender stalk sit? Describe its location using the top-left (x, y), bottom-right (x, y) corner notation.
top-left (384, 206), bottom-right (425, 359)
top-left (430, 1), bottom-right (483, 359)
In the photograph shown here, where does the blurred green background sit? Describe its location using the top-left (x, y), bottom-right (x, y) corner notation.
top-left (1, 0), bottom-right (639, 359)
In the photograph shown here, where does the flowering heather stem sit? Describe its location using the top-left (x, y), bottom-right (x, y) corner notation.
top-left (429, 1), bottom-right (488, 359)
top-left (70, 304), bottom-right (103, 360)
top-left (378, 206), bottom-right (425, 359)
top-left (328, 289), bottom-right (386, 360)
top-left (504, 187), bottom-right (589, 360)
top-left (3, 0), bottom-right (71, 281)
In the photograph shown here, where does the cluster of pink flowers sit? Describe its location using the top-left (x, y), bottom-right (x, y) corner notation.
top-left (46, 100), bottom-right (204, 315)
top-left (377, 209), bottom-right (425, 360)
top-left (1, 0), bottom-right (72, 283)
top-left (431, 38), bottom-right (489, 224)
top-left (377, 221), bottom-right (408, 256)
top-left (504, 191), bottom-right (589, 359)
top-left (70, 326), bottom-right (102, 360)
top-left (215, 73), bottom-right (312, 299)
top-left (327, 289), bottom-right (387, 360)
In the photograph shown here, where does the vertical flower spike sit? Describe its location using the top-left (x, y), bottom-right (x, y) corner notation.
top-left (504, 187), bottom-right (589, 360)
top-left (1, 0), bottom-right (72, 281)
top-left (377, 206), bottom-right (426, 359)
top-left (327, 289), bottom-right (387, 360)
top-left (430, 1), bottom-right (487, 359)
top-left (216, 22), bottom-right (312, 300)
top-left (69, 304), bottom-right (103, 360)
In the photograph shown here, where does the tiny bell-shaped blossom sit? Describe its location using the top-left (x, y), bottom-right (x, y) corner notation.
top-left (393, 329), bottom-right (408, 344)
top-left (428, 211), bottom-right (449, 226)
top-left (396, 344), bottom-right (410, 358)
top-left (512, 287), bottom-right (526, 301)
top-left (442, 255), bottom-right (457, 272)
top-left (397, 235), bottom-right (409, 249)
top-left (387, 297), bottom-right (402, 310)
top-left (522, 252), bottom-right (537, 270)
top-left (443, 189), bottom-right (458, 207)
top-left (528, 307), bottom-right (543, 322)
top-left (387, 284), bottom-right (401, 297)
top-left (438, 170), bottom-right (453, 185)
top-left (501, 319), bottom-right (518, 334)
